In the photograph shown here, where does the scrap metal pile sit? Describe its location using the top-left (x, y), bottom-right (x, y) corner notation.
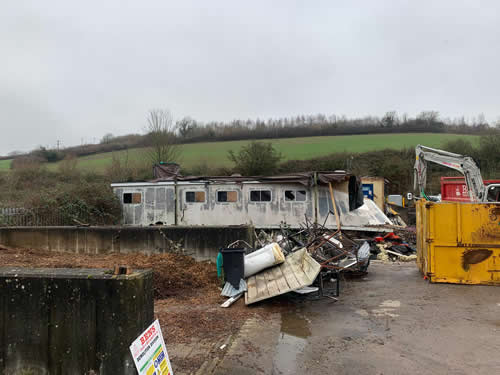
top-left (218, 180), bottom-right (417, 307)
top-left (218, 217), bottom-right (373, 308)
top-left (371, 231), bottom-right (417, 262)
top-left (273, 217), bottom-right (371, 275)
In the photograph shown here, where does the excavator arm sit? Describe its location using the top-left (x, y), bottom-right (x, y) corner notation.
top-left (414, 145), bottom-right (487, 202)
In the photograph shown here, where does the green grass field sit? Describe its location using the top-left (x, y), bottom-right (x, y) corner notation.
top-left (0, 159), bottom-right (11, 170)
top-left (0, 133), bottom-right (480, 172)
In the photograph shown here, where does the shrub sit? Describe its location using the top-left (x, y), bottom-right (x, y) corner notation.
top-left (228, 141), bottom-right (283, 175)
top-left (0, 168), bottom-right (122, 225)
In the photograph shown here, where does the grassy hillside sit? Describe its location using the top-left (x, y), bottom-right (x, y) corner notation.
top-left (0, 133), bottom-right (480, 172)
top-left (0, 159), bottom-right (11, 170)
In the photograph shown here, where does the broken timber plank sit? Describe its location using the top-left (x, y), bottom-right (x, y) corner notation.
top-left (264, 268), bottom-right (280, 297)
top-left (281, 260), bottom-right (302, 290)
top-left (256, 272), bottom-right (269, 300)
top-left (271, 265), bottom-right (288, 294)
top-left (245, 248), bottom-right (321, 305)
top-left (246, 274), bottom-right (257, 301)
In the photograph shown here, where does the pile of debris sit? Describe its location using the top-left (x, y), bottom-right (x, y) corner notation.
top-left (218, 217), bottom-right (372, 307)
top-left (371, 232), bottom-right (417, 262)
top-left (276, 217), bottom-right (371, 274)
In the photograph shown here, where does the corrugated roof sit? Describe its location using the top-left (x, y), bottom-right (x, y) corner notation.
top-left (150, 166), bottom-right (351, 186)
top-left (221, 279), bottom-right (247, 297)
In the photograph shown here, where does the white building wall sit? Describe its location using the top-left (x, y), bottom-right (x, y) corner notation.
top-left (111, 179), bottom-right (387, 228)
top-left (114, 185), bottom-right (175, 225)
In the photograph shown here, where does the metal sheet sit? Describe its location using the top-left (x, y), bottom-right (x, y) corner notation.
top-left (245, 248), bottom-right (321, 305)
top-left (341, 199), bottom-right (392, 227)
top-left (417, 200), bottom-right (500, 285)
top-left (151, 171), bottom-right (350, 186)
top-left (221, 279), bottom-right (247, 297)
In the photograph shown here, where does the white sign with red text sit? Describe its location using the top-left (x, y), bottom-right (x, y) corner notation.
top-left (130, 320), bottom-right (173, 375)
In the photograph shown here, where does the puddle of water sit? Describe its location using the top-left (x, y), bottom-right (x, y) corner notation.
top-left (370, 300), bottom-right (401, 318)
top-left (380, 300), bottom-right (401, 308)
top-left (273, 311), bottom-right (311, 374)
top-left (281, 311), bottom-right (311, 338)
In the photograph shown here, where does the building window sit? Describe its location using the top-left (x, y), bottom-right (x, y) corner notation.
top-left (284, 190), bottom-right (307, 202)
top-left (250, 190), bottom-right (271, 202)
top-left (123, 193), bottom-right (142, 204)
top-left (217, 191), bottom-right (238, 203)
top-left (186, 191), bottom-right (206, 203)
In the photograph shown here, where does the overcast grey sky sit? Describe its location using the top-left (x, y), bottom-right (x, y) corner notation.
top-left (1, 0), bottom-right (500, 155)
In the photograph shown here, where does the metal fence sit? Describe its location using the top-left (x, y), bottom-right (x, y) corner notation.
top-left (0, 207), bottom-right (93, 227)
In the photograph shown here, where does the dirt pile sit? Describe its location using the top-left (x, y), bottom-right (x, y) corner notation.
top-left (0, 246), bottom-right (218, 298)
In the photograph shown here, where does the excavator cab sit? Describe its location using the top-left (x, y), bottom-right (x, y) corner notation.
top-left (486, 184), bottom-right (500, 202)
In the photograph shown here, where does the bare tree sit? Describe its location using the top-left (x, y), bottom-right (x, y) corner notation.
top-left (176, 116), bottom-right (197, 139)
top-left (7, 150), bottom-right (24, 157)
top-left (144, 109), bottom-right (181, 165)
top-left (100, 133), bottom-right (114, 144)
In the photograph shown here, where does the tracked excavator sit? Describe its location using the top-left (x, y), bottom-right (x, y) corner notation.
top-left (414, 144), bottom-right (500, 202)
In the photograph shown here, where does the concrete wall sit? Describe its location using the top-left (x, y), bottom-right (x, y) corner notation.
top-left (0, 225), bottom-right (255, 261)
top-left (0, 267), bottom-right (154, 375)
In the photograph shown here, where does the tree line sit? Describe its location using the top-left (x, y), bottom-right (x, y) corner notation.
top-left (5, 110), bottom-right (498, 163)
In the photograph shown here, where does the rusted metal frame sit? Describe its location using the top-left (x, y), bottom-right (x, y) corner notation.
top-left (307, 229), bottom-right (340, 252)
top-left (320, 264), bottom-right (344, 270)
top-left (226, 239), bottom-right (253, 249)
top-left (319, 249), bottom-right (351, 266)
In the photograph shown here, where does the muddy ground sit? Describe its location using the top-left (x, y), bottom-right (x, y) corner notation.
top-left (0, 245), bottom-right (277, 374)
top-left (215, 262), bottom-right (500, 375)
top-left (3, 246), bottom-right (499, 374)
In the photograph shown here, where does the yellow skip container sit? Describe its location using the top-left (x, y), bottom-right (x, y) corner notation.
top-left (416, 199), bottom-right (500, 285)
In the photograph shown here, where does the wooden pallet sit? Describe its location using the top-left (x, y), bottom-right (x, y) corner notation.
top-left (245, 248), bottom-right (321, 305)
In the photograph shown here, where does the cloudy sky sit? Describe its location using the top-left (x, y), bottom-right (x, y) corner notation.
top-left (1, 0), bottom-right (500, 155)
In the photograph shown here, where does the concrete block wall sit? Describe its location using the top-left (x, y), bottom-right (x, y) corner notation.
top-left (0, 225), bottom-right (256, 261)
top-left (0, 267), bottom-right (154, 375)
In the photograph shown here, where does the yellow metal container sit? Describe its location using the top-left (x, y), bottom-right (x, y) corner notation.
top-left (416, 199), bottom-right (500, 285)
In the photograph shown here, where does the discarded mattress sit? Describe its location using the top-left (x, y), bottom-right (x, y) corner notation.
top-left (244, 242), bottom-right (285, 278)
top-left (245, 248), bottom-right (321, 305)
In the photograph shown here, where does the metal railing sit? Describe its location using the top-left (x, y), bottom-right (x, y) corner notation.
top-left (0, 207), bottom-right (97, 227)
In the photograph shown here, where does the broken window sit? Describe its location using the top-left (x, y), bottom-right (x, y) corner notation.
top-left (217, 191), bottom-right (238, 203)
top-left (296, 190), bottom-right (306, 201)
top-left (250, 190), bottom-right (271, 202)
top-left (285, 190), bottom-right (307, 202)
top-left (123, 193), bottom-right (142, 204)
top-left (185, 191), bottom-right (206, 203)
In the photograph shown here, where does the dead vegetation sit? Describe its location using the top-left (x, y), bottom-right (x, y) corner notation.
top-left (0, 245), bottom-right (217, 298)
top-left (0, 245), bottom-right (286, 346)
top-left (0, 166), bottom-right (121, 225)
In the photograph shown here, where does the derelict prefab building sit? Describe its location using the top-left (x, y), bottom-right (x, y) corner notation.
top-left (111, 167), bottom-right (390, 229)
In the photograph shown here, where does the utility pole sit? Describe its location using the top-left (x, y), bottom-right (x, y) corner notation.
top-left (56, 140), bottom-right (60, 151)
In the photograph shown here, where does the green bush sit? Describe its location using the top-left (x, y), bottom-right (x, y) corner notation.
top-left (228, 141), bottom-right (283, 175)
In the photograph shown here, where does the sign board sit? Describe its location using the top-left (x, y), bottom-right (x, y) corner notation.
top-left (130, 320), bottom-right (173, 375)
